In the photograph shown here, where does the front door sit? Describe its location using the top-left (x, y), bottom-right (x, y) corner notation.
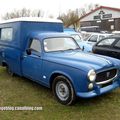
top-left (22, 38), bottom-right (43, 81)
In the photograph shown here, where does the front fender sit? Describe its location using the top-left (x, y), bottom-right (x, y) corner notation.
top-left (42, 60), bottom-right (89, 93)
top-left (49, 70), bottom-right (74, 88)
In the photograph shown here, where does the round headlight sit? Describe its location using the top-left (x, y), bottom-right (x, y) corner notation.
top-left (88, 83), bottom-right (94, 90)
top-left (88, 69), bottom-right (96, 82)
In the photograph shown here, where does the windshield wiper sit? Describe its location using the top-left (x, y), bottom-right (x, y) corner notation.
top-left (65, 48), bottom-right (75, 51)
top-left (65, 48), bottom-right (81, 51)
top-left (74, 47), bottom-right (81, 50)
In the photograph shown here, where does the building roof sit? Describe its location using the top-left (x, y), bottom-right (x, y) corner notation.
top-left (79, 6), bottom-right (120, 20)
top-left (67, 6), bottom-right (120, 27)
top-left (0, 17), bottom-right (63, 24)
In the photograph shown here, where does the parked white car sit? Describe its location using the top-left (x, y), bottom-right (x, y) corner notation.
top-left (80, 32), bottom-right (112, 52)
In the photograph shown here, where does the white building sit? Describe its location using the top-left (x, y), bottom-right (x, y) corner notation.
top-left (69, 6), bottom-right (120, 32)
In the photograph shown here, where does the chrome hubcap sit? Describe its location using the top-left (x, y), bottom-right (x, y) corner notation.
top-left (56, 81), bottom-right (69, 101)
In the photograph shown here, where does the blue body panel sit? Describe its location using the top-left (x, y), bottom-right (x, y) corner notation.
top-left (0, 21), bottom-right (120, 98)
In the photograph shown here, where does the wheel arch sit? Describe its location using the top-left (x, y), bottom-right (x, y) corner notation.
top-left (49, 71), bottom-right (75, 90)
top-left (2, 61), bottom-right (8, 67)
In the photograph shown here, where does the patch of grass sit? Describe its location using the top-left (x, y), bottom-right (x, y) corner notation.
top-left (0, 67), bottom-right (120, 120)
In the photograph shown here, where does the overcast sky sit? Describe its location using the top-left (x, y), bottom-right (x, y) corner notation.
top-left (0, 0), bottom-right (120, 19)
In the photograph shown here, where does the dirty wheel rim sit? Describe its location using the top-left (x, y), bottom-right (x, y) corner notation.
top-left (56, 81), bottom-right (69, 101)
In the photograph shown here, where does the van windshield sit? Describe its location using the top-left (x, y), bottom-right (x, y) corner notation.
top-left (44, 37), bottom-right (79, 52)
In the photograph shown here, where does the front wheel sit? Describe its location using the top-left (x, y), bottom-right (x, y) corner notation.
top-left (52, 76), bottom-right (76, 105)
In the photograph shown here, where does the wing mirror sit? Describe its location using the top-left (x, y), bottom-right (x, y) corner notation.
top-left (26, 48), bottom-right (32, 55)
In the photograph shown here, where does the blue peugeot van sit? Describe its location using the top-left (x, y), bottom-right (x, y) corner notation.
top-left (0, 17), bottom-right (120, 105)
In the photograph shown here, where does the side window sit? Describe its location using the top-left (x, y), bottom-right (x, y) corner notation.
top-left (29, 39), bottom-right (41, 53)
top-left (99, 35), bottom-right (105, 41)
top-left (97, 38), bottom-right (116, 47)
top-left (115, 40), bottom-right (120, 48)
top-left (1, 28), bottom-right (13, 41)
top-left (88, 35), bottom-right (98, 42)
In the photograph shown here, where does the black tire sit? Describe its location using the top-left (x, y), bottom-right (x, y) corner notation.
top-left (6, 66), bottom-right (14, 76)
top-left (52, 76), bottom-right (76, 105)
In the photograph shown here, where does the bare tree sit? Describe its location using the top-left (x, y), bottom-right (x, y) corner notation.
top-left (31, 9), bottom-right (44, 17)
top-left (58, 9), bottom-right (80, 28)
top-left (2, 8), bottom-right (44, 20)
top-left (58, 4), bottom-right (100, 29)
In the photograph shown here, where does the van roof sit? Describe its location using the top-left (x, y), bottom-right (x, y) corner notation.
top-left (0, 17), bottom-right (63, 24)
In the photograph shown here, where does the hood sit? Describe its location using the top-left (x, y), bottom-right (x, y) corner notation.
top-left (44, 50), bottom-right (119, 72)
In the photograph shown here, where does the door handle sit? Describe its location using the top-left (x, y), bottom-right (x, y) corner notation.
top-left (22, 55), bottom-right (27, 58)
top-left (23, 55), bottom-right (27, 58)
